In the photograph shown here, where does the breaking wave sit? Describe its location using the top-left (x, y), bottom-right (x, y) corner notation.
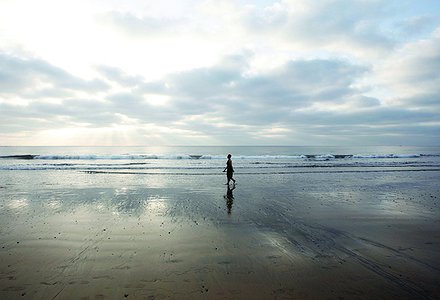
top-left (0, 153), bottom-right (437, 161)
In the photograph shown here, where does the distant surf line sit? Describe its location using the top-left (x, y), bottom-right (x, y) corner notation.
top-left (2, 153), bottom-right (439, 160)
top-left (3, 163), bottom-right (439, 171)
top-left (84, 168), bottom-right (440, 175)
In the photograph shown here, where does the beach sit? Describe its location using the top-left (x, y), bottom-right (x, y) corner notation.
top-left (1, 146), bottom-right (440, 299)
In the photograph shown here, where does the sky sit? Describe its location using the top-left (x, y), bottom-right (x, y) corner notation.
top-left (0, 0), bottom-right (439, 146)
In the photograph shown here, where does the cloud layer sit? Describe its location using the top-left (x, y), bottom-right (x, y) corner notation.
top-left (0, 0), bottom-right (439, 145)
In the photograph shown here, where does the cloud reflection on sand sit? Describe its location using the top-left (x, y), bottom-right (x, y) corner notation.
top-left (1, 187), bottom-right (174, 219)
top-left (7, 198), bottom-right (28, 210)
top-left (46, 199), bottom-right (62, 210)
top-left (145, 196), bottom-right (168, 216)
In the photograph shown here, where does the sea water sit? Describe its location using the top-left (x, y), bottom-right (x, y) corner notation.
top-left (1, 145), bottom-right (439, 195)
top-left (1, 146), bottom-right (439, 174)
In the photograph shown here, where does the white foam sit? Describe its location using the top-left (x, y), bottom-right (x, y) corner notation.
top-left (0, 152), bottom-right (429, 161)
top-left (353, 154), bottom-right (421, 159)
top-left (314, 154), bottom-right (335, 160)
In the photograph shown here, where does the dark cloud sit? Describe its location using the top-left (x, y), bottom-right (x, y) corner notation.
top-left (1, 99), bottom-right (116, 129)
top-left (237, 60), bottom-right (367, 106)
top-left (131, 54), bottom-right (438, 145)
top-left (349, 96), bottom-right (381, 108)
top-left (137, 57), bottom-right (368, 125)
top-left (165, 53), bottom-right (249, 96)
top-left (397, 93), bottom-right (440, 108)
top-left (290, 106), bottom-right (438, 127)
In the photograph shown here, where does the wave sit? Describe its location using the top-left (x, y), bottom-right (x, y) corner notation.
top-left (352, 154), bottom-right (423, 158)
top-left (0, 154), bottom-right (211, 160)
top-left (84, 168), bottom-right (440, 175)
top-left (1, 153), bottom-right (438, 161)
top-left (1, 161), bottom-right (439, 171)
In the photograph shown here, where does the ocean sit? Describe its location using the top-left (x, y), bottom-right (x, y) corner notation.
top-left (1, 145), bottom-right (440, 176)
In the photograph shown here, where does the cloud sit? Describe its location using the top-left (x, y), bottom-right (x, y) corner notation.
top-left (374, 27), bottom-right (440, 107)
top-left (138, 56), bottom-right (368, 125)
top-left (0, 53), bottom-right (108, 99)
top-left (98, 11), bottom-right (185, 37)
top-left (3, 47), bottom-right (438, 146)
top-left (242, 0), bottom-right (398, 55)
top-left (95, 65), bottom-right (144, 87)
top-left (1, 0), bottom-right (440, 145)
top-left (395, 15), bottom-right (439, 37)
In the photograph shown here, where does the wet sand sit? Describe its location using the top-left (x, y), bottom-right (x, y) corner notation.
top-left (1, 170), bottom-right (439, 299)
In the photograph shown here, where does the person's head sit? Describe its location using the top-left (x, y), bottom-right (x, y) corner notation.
top-left (227, 153), bottom-right (232, 159)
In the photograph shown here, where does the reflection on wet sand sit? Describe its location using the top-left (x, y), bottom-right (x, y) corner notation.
top-left (224, 183), bottom-right (236, 215)
top-left (1, 188), bottom-right (173, 219)
top-left (7, 198), bottom-right (28, 210)
top-left (1, 171), bottom-right (440, 300)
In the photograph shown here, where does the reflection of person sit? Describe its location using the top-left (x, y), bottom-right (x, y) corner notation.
top-left (223, 153), bottom-right (236, 185)
top-left (224, 184), bottom-right (236, 215)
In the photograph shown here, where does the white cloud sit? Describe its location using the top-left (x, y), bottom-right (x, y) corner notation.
top-left (372, 27), bottom-right (440, 106)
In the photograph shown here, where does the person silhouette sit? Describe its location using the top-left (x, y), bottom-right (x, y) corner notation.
top-left (224, 184), bottom-right (236, 215)
top-left (223, 153), bottom-right (236, 185)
